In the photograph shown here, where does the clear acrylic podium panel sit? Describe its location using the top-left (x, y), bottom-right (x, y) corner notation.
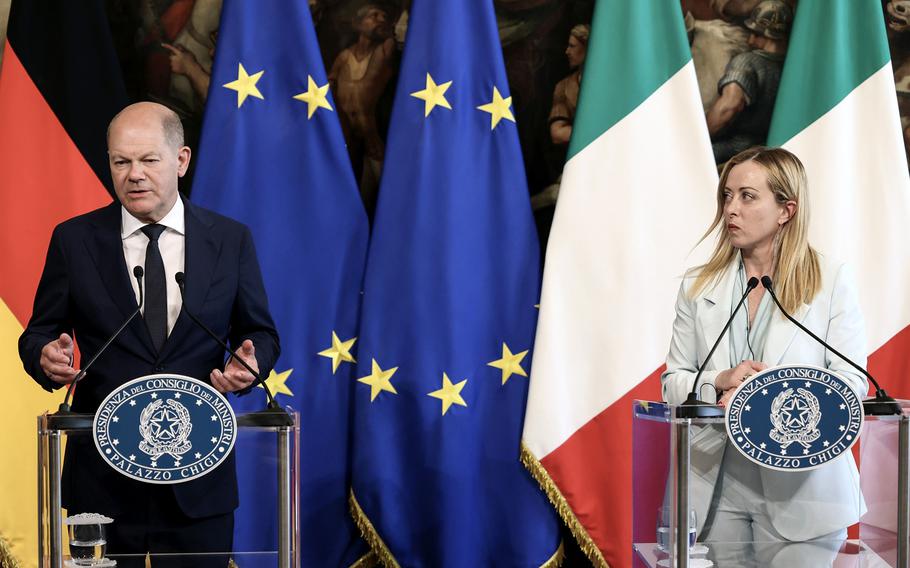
top-left (37, 409), bottom-right (300, 568)
top-left (632, 400), bottom-right (909, 568)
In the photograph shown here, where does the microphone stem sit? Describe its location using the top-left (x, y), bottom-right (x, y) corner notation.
top-left (689, 280), bottom-right (758, 399)
top-left (60, 268), bottom-right (144, 413)
top-left (176, 277), bottom-right (279, 409)
top-left (765, 285), bottom-right (888, 397)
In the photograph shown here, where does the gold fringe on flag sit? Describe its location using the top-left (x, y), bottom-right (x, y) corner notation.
top-left (0, 533), bottom-right (21, 568)
top-left (348, 550), bottom-right (379, 568)
top-left (541, 540), bottom-right (565, 568)
top-left (520, 443), bottom-right (609, 568)
top-left (350, 488), bottom-right (564, 567)
top-left (349, 490), bottom-right (399, 568)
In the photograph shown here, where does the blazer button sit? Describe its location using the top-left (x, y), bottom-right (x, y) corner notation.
top-left (155, 365), bottom-right (164, 372)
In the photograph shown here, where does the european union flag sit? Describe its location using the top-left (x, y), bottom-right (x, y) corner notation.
top-left (350, 0), bottom-right (561, 565)
top-left (191, 1), bottom-right (369, 566)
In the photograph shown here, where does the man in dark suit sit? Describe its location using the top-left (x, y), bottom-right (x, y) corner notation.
top-left (19, 102), bottom-right (280, 567)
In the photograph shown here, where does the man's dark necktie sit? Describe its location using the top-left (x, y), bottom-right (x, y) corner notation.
top-left (141, 224), bottom-right (167, 352)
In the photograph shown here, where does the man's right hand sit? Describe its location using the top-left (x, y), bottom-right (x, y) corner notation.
top-left (40, 333), bottom-right (79, 384)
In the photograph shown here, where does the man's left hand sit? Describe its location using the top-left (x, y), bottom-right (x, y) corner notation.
top-left (211, 339), bottom-right (258, 393)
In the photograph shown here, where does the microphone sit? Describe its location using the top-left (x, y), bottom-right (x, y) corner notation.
top-left (761, 276), bottom-right (900, 416)
top-left (174, 272), bottom-right (285, 414)
top-left (57, 266), bottom-right (145, 413)
top-left (678, 276), bottom-right (759, 418)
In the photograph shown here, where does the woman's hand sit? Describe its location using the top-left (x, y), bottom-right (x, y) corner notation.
top-left (714, 359), bottom-right (767, 392)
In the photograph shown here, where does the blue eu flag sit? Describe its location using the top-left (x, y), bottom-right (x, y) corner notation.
top-left (191, 1), bottom-right (369, 565)
top-left (350, 0), bottom-right (561, 565)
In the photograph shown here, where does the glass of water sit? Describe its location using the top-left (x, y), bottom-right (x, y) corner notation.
top-left (65, 513), bottom-right (114, 566)
top-left (656, 506), bottom-right (697, 551)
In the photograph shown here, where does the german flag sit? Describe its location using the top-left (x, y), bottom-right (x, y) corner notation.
top-left (0, 1), bottom-right (126, 564)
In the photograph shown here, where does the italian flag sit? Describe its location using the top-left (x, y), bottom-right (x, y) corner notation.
top-left (521, 1), bottom-right (717, 566)
top-left (767, 0), bottom-right (910, 397)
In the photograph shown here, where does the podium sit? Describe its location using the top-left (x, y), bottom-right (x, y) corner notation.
top-left (632, 400), bottom-right (909, 567)
top-left (37, 410), bottom-right (300, 568)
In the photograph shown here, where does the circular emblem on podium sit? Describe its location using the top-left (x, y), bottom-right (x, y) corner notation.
top-left (93, 374), bottom-right (237, 484)
top-left (725, 365), bottom-right (863, 472)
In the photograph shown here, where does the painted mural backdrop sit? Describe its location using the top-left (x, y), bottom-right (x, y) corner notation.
top-left (99, 0), bottom-right (907, 245)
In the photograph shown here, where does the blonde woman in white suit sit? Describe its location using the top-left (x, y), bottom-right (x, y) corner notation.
top-left (661, 147), bottom-right (866, 554)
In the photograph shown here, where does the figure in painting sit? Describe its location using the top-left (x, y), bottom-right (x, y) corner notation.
top-left (329, 3), bottom-right (397, 216)
top-left (705, 0), bottom-right (792, 163)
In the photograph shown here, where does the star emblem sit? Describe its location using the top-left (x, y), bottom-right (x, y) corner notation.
top-left (318, 332), bottom-right (357, 373)
top-left (839, 425), bottom-right (846, 432)
top-left (487, 343), bottom-right (529, 385)
top-left (211, 437), bottom-right (218, 444)
top-left (745, 405), bottom-right (751, 412)
top-left (760, 443), bottom-right (766, 449)
top-left (410, 73), bottom-right (452, 117)
top-left (293, 75), bottom-right (333, 119)
top-left (782, 382), bottom-right (789, 388)
top-left (151, 393), bottom-right (158, 399)
top-left (130, 400), bottom-right (137, 406)
top-left (113, 439), bottom-right (119, 446)
top-left (211, 415), bottom-right (217, 421)
top-left (223, 63), bottom-right (265, 108)
top-left (195, 452), bottom-right (202, 459)
top-left (762, 389), bottom-right (768, 395)
top-left (476, 86), bottom-right (515, 129)
top-left (803, 448), bottom-right (809, 455)
top-left (779, 397), bottom-right (812, 428)
top-left (839, 403), bottom-right (846, 410)
top-left (196, 399), bottom-right (203, 406)
top-left (825, 388), bottom-right (832, 395)
top-left (823, 440), bottom-right (830, 447)
top-left (357, 359), bottom-right (399, 402)
top-left (149, 408), bottom-right (181, 442)
top-left (258, 368), bottom-right (294, 398)
top-left (129, 454), bottom-right (136, 461)
top-left (781, 448), bottom-right (787, 455)
top-left (744, 427), bottom-right (751, 434)
top-left (428, 373), bottom-right (468, 416)
top-left (112, 416), bottom-right (119, 423)
top-left (174, 393), bottom-right (181, 399)
top-left (804, 382), bottom-right (812, 388)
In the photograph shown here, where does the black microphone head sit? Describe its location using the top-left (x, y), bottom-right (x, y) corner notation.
top-left (760, 275), bottom-right (773, 290)
top-left (175, 272), bottom-right (185, 286)
top-left (746, 276), bottom-right (759, 290)
top-left (133, 265), bottom-right (144, 279)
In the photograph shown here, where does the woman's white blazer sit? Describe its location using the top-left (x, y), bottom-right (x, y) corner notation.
top-left (661, 254), bottom-right (867, 541)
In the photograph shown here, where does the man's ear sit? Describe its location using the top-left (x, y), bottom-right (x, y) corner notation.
top-left (177, 146), bottom-right (192, 177)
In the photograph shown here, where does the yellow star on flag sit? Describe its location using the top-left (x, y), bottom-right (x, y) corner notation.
top-left (293, 75), bottom-right (333, 119)
top-left (476, 86), bottom-right (515, 130)
top-left (487, 343), bottom-right (529, 385)
top-left (317, 331), bottom-right (356, 373)
top-left (357, 359), bottom-right (399, 402)
top-left (257, 368), bottom-right (294, 397)
top-left (410, 73), bottom-right (453, 117)
top-left (428, 373), bottom-right (468, 416)
top-left (223, 63), bottom-right (265, 108)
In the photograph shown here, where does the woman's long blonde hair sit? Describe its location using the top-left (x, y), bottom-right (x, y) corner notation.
top-left (690, 147), bottom-right (820, 314)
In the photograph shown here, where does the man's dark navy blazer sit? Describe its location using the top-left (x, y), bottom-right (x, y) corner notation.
top-left (19, 196), bottom-right (280, 518)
